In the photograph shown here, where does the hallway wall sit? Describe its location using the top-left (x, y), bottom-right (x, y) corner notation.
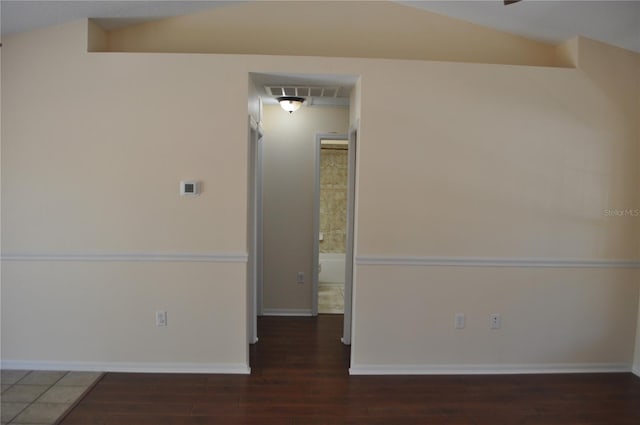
top-left (261, 105), bottom-right (349, 314)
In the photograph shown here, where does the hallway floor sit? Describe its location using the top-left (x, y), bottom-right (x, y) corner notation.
top-left (318, 282), bottom-right (344, 314)
top-left (55, 315), bottom-right (640, 424)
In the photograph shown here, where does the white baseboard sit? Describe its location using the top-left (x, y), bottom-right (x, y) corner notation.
top-left (633, 366), bottom-right (640, 377)
top-left (1, 360), bottom-right (251, 374)
top-left (349, 363), bottom-right (631, 375)
top-left (261, 309), bottom-right (313, 316)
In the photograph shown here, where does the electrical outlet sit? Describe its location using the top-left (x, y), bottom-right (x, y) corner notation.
top-left (297, 272), bottom-right (305, 284)
top-left (454, 313), bottom-right (465, 329)
top-left (490, 313), bottom-right (501, 329)
top-left (156, 311), bottom-right (167, 327)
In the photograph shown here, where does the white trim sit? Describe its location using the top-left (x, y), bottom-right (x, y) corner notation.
top-left (311, 134), bottom-right (321, 316)
top-left (349, 363), bottom-right (631, 375)
top-left (356, 256), bottom-right (640, 269)
top-left (633, 366), bottom-right (640, 377)
top-left (1, 360), bottom-right (251, 374)
top-left (1, 252), bottom-right (249, 263)
top-left (342, 125), bottom-right (357, 346)
top-left (249, 115), bottom-right (259, 131)
top-left (261, 309), bottom-right (313, 316)
top-left (247, 116), bottom-right (264, 345)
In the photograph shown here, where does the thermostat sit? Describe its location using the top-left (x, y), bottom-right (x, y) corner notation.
top-left (180, 180), bottom-right (200, 196)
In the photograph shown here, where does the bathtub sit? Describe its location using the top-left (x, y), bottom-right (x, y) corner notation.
top-left (319, 253), bottom-right (346, 284)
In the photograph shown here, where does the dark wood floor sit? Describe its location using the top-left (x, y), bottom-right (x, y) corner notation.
top-left (60, 315), bottom-right (640, 425)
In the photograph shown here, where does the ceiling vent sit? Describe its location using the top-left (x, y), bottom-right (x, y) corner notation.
top-left (266, 86), bottom-right (347, 98)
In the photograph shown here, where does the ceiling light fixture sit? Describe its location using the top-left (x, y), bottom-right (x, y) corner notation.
top-left (277, 96), bottom-right (305, 113)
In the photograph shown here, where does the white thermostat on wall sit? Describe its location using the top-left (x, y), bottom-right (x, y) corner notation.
top-left (180, 180), bottom-right (200, 196)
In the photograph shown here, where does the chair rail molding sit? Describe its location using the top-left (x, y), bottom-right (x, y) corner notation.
top-left (355, 255), bottom-right (640, 268)
top-left (0, 252), bottom-right (249, 263)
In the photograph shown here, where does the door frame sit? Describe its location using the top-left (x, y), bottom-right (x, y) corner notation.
top-left (342, 125), bottom-right (357, 345)
top-left (247, 115), bottom-right (264, 344)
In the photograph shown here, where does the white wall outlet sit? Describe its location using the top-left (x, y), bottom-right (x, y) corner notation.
top-left (490, 313), bottom-right (501, 329)
top-left (454, 313), bottom-right (465, 329)
top-left (297, 272), bottom-right (304, 284)
top-left (156, 311), bottom-right (168, 327)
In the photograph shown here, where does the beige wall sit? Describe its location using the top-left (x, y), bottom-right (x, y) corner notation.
top-left (1, 21), bottom-right (251, 371)
top-left (350, 41), bottom-right (639, 371)
top-left (104, 1), bottom-right (558, 67)
top-left (261, 105), bottom-right (349, 313)
top-left (2, 28), bottom-right (249, 255)
top-left (1, 17), bottom-right (638, 373)
top-left (353, 267), bottom-right (637, 368)
top-left (355, 59), bottom-right (638, 259)
top-left (2, 262), bottom-right (247, 369)
top-left (575, 36), bottom-right (640, 377)
top-left (87, 20), bottom-right (108, 52)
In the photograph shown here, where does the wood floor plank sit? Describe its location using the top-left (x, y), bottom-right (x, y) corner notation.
top-left (58, 315), bottom-right (640, 425)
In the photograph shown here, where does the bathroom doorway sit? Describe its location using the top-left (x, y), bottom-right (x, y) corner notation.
top-left (312, 130), bottom-right (357, 344)
top-left (315, 136), bottom-right (349, 315)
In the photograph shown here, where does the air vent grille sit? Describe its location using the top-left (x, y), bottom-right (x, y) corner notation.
top-left (266, 86), bottom-right (346, 98)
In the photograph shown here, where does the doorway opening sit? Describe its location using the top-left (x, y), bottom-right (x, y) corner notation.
top-left (313, 136), bottom-right (349, 316)
top-left (247, 72), bottom-right (359, 358)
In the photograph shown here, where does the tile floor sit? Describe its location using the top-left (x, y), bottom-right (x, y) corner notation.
top-left (318, 281), bottom-right (344, 314)
top-left (1, 370), bottom-right (101, 425)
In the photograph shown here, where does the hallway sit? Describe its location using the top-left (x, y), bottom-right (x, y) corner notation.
top-left (58, 316), bottom-right (640, 424)
top-left (250, 316), bottom-right (349, 374)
